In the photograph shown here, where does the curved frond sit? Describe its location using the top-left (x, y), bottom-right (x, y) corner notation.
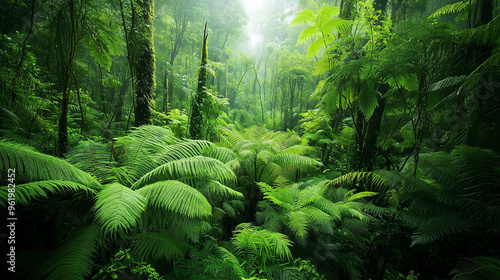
top-left (137, 180), bottom-right (212, 219)
top-left (66, 141), bottom-right (113, 183)
top-left (0, 180), bottom-right (95, 207)
top-left (287, 210), bottom-right (310, 240)
top-left (451, 256), bottom-right (500, 280)
top-left (429, 1), bottom-right (471, 18)
top-left (411, 216), bottom-right (471, 246)
top-left (218, 247), bottom-right (247, 278)
top-left (94, 183), bottom-right (147, 235)
top-left (132, 232), bottom-right (184, 261)
top-left (0, 142), bottom-right (101, 191)
top-left (132, 156), bottom-right (236, 189)
top-left (43, 224), bottom-right (99, 280)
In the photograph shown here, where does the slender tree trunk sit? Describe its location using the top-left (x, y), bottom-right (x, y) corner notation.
top-left (57, 0), bottom-right (78, 156)
top-left (189, 23), bottom-right (209, 140)
top-left (134, 0), bottom-right (156, 127)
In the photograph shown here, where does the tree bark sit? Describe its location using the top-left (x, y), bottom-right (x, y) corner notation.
top-left (134, 0), bottom-right (156, 127)
top-left (189, 23), bottom-right (209, 140)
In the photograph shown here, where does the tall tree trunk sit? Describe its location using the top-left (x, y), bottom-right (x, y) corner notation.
top-left (134, 0), bottom-right (156, 127)
top-left (189, 23), bottom-right (209, 140)
top-left (57, 0), bottom-right (78, 156)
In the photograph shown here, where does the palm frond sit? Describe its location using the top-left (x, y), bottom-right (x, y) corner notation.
top-left (132, 232), bottom-right (184, 261)
top-left (137, 180), bottom-right (212, 219)
top-left (94, 183), bottom-right (147, 235)
top-left (0, 142), bottom-right (101, 190)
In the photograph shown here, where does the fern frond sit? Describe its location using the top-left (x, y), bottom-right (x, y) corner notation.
top-left (132, 232), bottom-right (184, 261)
top-left (137, 180), bottom-right (212, 219)
top-left (66, 141), bottom-right (113, 183)
top-left (287, 210), bottom-right (310, 240)
top-left (204, 146), bottom-right (238, 163)
top-left (411, 216), bottom-right (471, 246)
top-left (186, 177), bottom-right (243, 200)
top-left (132, 156), bottom-right (237, 189)
top-left (219, 247), bottom-right (248, 278)
top-left (155, 139), bottom-right (214, 164)
top-left (0, 180), bottom-right (95, 207)
top-left (429, 0), bottom-right (471, 18)
top-left (233, 223), bottom-right (293, 261)
top-left (429, 75), bottom-right (466, 91)
top-left (301, 206), bottom-right (333, 234)
top-left (43, 224), bottom-right (99, 280)
top-left (451, 256), bottom-right (500, 280)
top-left (0, 142), bottom-right (101, 190)
top-left (94, 183), bottom-right (147, 235)
top-left (272, 153), bottom-right (321, 169)
top-left (346, 191), bottom-right (378, 202)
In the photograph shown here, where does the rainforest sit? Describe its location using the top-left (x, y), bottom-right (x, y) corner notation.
top-left (0, 0), bottom-right (499, 279)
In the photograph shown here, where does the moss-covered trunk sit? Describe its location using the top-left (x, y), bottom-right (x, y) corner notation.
top-left (189, 23), bottom-right (208, 140)
top-left (133, 0), bottom-right (156, 127)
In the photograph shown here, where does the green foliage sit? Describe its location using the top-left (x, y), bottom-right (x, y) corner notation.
top-left (44, 224), bottom-right (100, 280)
top-left (0, 142), bottom-right (101, 190)
top-left (137, 180), bottom-right (212, 219)
top-left (451, 256), bottom-right (500, 280)
top-left (93, 249), bottom-right (165, 280)
top-left (94, 182), bottom-right (147, 235)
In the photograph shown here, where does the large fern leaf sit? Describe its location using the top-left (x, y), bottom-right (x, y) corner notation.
top-left (132, 156), bottom-right (236, 189)
top-left (0, 142), bottom-right (101, 190)
top-left (132, 232), bottom-right (184, 261)
top-left (0, 180), bottom-right (95, 207)
top-left (451, 256), bottom-right (500, 280)
top-left (43, 224), bottom-right (100, 280)
top-left (94, 183), bottom-right (147, 235)
top-left (137, 180), bottom-right (212, 219)
top-left (66, 141), bottom-right (113, 183)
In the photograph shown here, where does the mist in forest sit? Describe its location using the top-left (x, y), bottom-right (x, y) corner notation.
top-left (1, 0), bottom-right (499, 279)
